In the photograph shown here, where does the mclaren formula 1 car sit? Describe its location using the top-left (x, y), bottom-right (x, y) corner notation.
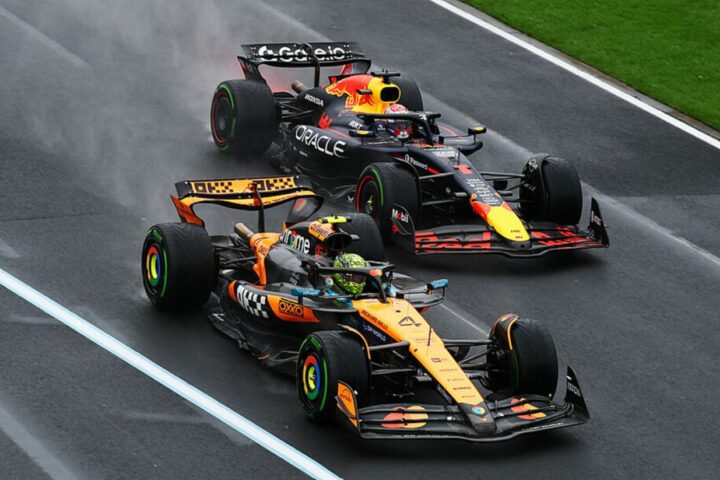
top-left (209, 41), bottom-right (609, 257)
top-left (141, 175), bottom-right (589, 441)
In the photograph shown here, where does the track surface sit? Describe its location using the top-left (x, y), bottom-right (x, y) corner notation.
top-left (1, 0), bottom-right (718, 478)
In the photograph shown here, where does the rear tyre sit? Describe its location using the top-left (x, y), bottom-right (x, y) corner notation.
top-left (392, 74), bottom-right (424, 111)
top-left (355, 163), bottom-right (419, 240)
top-left (339, 213), bottom-right (386, 261)
top-left (210, 80), bottom-right (277, 156)
top-left (141, 223), bottom-right (215, 309)
top-left (297, 331), bottom-right (370, 423)
top-left (487, 318), bottom-right (558, 397)
top-left (520, 155), bottom-right (582, 225)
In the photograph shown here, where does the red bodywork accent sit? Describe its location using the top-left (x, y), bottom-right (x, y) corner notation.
top-left (470, 201), bottom-right (491, 220)
top-left (454, 164), bottom-right (473, 175)
top-left (318, 112), bottom-right (333, 129)
top-left (531, 228), bottom-right (587, 246)
top-left (415, 231), bottom-right (492, 250)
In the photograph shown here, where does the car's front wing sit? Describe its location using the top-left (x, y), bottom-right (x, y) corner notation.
top-left (392, 198), bottom-right (609, 257)
top-left (335, 366), bottom-right (589, 442)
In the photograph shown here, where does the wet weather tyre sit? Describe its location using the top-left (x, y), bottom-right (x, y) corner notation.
top-left (210, 80), bottom-right (276, 156)
top-left (141, 223), bottom-right (215, 309)
top-left (355, 163), bottom-right (419, 240)
top-left (520, 155), bottom-right (582, 225)
top-left (392, 74), bottom-right (424, 111)
top-left (297, 331), bottom-right (369, 423)
top-left (489, 318), bottom-right (558, 397)
top-left (339, 213), bottom-right (385, 261)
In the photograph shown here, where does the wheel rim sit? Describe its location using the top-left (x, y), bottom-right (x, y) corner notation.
top-left (142, 231), bottom-right (168, 299)
top-left (211, 91), bottom-right (233, 148)
top-left (302, 354), bottom-right (322, 401)
top-left (358, 178), bottom-right (380, 220)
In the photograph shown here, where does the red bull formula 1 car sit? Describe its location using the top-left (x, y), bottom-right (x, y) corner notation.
top-left (141, 175), bottom-right (589, 441)
top-left (210, 42), bottom-right (609, 257)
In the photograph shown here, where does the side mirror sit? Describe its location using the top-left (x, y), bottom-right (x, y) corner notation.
top-left (468, 125), bottom-right (487, 135)
top-left (426, 279), bottom-right (449, 292)
top-left (349, 129), bottom-right (375, 138)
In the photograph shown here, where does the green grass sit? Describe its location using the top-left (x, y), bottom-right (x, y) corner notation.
top-left (464, 0), bottom-right (720, 130)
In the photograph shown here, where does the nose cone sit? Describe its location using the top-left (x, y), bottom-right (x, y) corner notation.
top-left (472, 201), bottom-right (530, 242)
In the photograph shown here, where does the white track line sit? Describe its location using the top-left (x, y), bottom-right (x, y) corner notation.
top-left (428, 0), bottom-right (720, 151)
top-left (0, 268), bottom-right (340, 480)
top-left (0, 402), bottom-right (77, 480)
top-left (0, 236), bottom-right (20, 259)
top-left (0, 5), bottom-right (88, 69)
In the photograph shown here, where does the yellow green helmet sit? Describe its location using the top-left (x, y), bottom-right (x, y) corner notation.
top-left (332, 253), bottom-right (367, 294)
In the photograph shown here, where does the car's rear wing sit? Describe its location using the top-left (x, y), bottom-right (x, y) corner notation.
top-left (238, 42), bottom-right (371, 86)
top-left (171, 175), bottom-right (322, 231)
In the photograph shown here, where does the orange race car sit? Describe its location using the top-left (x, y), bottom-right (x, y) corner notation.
top-left (141, 175), bottom-right (589, 441)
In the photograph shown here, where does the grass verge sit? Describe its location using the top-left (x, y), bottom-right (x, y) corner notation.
top-left (464, 0), bottom-right (720, 131)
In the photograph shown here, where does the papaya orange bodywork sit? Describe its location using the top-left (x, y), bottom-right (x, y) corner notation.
top-left (353, 298), bottom-right (483, 405)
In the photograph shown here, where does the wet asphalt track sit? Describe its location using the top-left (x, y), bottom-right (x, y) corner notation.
top-left (1, 0), bottom-right (719, 478)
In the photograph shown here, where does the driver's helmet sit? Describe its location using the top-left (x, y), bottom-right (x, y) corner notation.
top-left (383, 104), bottom-right (412, 139)
top-left (332, 253), bottom-right (367, 294)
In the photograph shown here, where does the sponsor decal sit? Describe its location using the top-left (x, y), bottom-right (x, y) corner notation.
top-left (233, 284), bottom-right (269, 319)
top-left (308, 222), bottom-right (332, 241)
top-left (398, 316), bottom-right (421, 327)
top-left (361, 321), bottom-right (388, 343)
top-left (471, 405), bottom-right (486, 416)
top-left (392, 207), bottom-right (410, 223)
top-left (280, 229), bottom-right (311, 253)
top-left (465, 177), bottom-right (502, 206)
top-left (381, 406), bottom-right (428, 429)
top-left (304, 93), bottom-right (324, 106)
top-left (431, 357), bottom-right (443, 363)
top-left (278, 298), bottom-right (304, 317)
top-left (294, 125), bottom-right (347, 157)
top-left (429, 148), bottom-right (456, 158)
top-left (567, 381), bottom-right (582, 397)
top-left (590, 210), bottom-right (603, 227)
top-left (268, 296), bottom-right (319, 323)
top-left (256, 44), bottom-right (350, 63)
top-left (510, 398), bottom-right (547, 420)
top-left (337, 382), bottom-right (358, 427)
top-left (399, 153), bottom-right (428, 171)
top-left (359, 310), bottom-right (389, 331)
top-left (325, 75), bottom-right (375, 109)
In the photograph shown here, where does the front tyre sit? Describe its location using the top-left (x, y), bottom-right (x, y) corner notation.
top-left (297, 331), bottom-right (369, 423)
top-left (486, 317), bottom-right (558, 397)
top-left (520, 155), bottom-right (582, 225)
top-left (355, 163), bottom-right (419, 239)
top-left (210, 80), bottom-right (276, 156)
top-left (141, 223), bottom-right (215, 309)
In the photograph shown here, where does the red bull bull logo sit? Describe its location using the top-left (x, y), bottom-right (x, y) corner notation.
top-left (325, 75), bottom-right (376, 109)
